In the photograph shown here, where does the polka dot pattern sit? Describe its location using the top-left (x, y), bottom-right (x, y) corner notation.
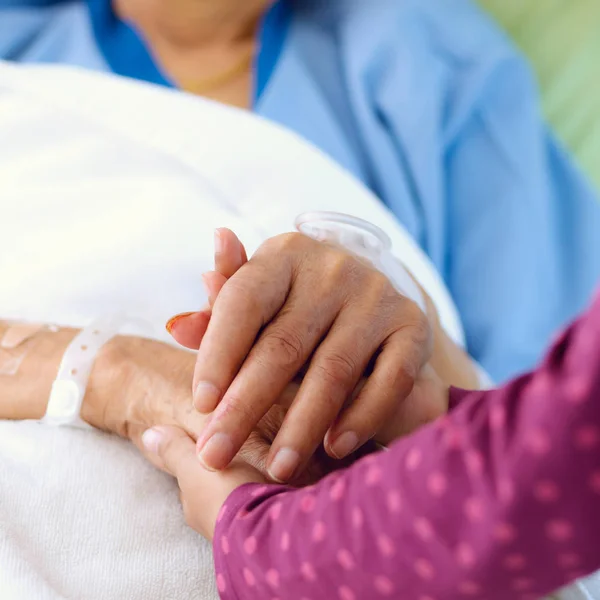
top-left (269, 502), bottom-right (283, 521)
top-left (503, 554), bottom-right (526, 571)
top-left (386, 490), bottom-right (402, 513)
top-left (589, 471), bottom-right (600, 494)
top-left (374, 575), bottom-right (394, 595)
top-left (465, 450), bottom-right (484, 475)
top-left (243, 536), bottom-right (257, 555)
top-left (464, 497), bottom-right (484, 522)
top-left (330, 479), bottom-right (346, 501)
top-left (414, 518), bottom-right (434, 541)
top-left (558, 552), bottom-right (581, 569)
top-left (300, 494), bottom-right (317, 513)
top-left (377, 534), bottom-right (395, 558)
top-left (405, 448), bottom-right (422, 470)
top-left (301, 562), bottom-right (317, 582)
top-left (216, 573), bottom-right (226, 593)
top-left (265, 569), bottom-right (280, 588)
top-left (456, 543), bottom-right (476, 568)
top-left (574, 425), bottom-right (600, 450)
top-left (336, 549), bottom-right (355, 571)
top-left (366, 466), bottom-right (382, 486)
top-left (311, 521), bottom-right (326, 542)
top-left (220, 535), bottom-right (230, 555)
top-left (338, 586), bottom-right (355, 600)
top-left (458, 580), bottom-right (480, 596)
top-left (414, 559), bottom-right (434, 580)
top-left (533, 480), bottom-right (560, 503)
top-left (525, 429), bottom-right (551, 456)
top-left (351, 507), bottom-right (363, 528)
top-left (211, 293), bottom-right (600, 600)
top-left (546, 520), bottom-right (573, 542)
top-left (427, 472), bottom-right (447, 497)
top-left (494, 523), bottom-right (517, 544)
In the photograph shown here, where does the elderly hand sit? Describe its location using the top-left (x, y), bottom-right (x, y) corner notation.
top-left (80, 332), bottom-right (353, 485)
top-left (168, 229), bottom-right (438, 482)
top-left (140, 357), bottom-right (449, 541)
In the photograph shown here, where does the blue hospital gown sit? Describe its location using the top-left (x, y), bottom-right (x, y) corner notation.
top-left (1, 0), bottom-right (599, 382)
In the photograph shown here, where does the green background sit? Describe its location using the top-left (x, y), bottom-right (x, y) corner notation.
top-left (479, 0), bottom-right (600, 191)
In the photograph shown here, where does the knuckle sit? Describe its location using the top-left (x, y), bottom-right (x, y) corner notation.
top-left (219, 394), bottom-right (261, 430)
top-left (403, 308), bottom-right (433, 352)
top-left (256, 406), bottom-right (286, 442)
top-left (412, 311), bottom-right (432, 344)
top-left (258, 325), bottom-right (306, 369)
top-left (314, 351), bottom-right (359, 387)
top-left (359, 273), bottom-right (402, 319)
top-left (219, 276), bottom-right (262, 314)
top-left (262, 232), bottom-right (306, 254)
top-left (393, 354), bottom-right (420, 386)
top-left (323, 251), bottom-right (357, 282)
top-left (160, 434), bottom-right (180, 462)
top-left (238, 433), bottom-right (269, 473)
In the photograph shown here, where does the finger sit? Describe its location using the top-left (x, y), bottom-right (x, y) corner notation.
top-left (167, 267), bottom-right (229, 350)
top-left (236, 429), bottom-right (273, 476)
top-left (167, 309), bottom-right (211, 350)
top-left (191, 255), bottom-right (296, 412)
top-left (202, 271), bottom-right (228, 308)
top-left (263, 313), bottom-right (383, 481)
top-left (326, 312), bottom-right (431, 457)
top-left (131, 423), bottom-right (178, 476)
top-left (194, 293), bottom-right (338, 472)
top-left (374, 363), bottom-right (448, 444)
top-left (214, 228), bottom-right (248, 278)
top-left (141, 425), bottom-right (199, 479)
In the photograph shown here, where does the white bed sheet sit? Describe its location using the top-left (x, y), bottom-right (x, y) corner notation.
top-left (0, 61), bottom-right (591, 600)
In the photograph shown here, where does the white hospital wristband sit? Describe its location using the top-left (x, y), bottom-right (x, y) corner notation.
top-left (42, 314), bottom-right (125, 430)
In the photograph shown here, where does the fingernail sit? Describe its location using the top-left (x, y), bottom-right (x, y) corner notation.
top-left (194, 381), bottom-right (221, 413)
top-left (142, 428), bottom-right (164, 454)
top-left (268, 448), bottom-right (301, 483)
top-left (197, 432), bottom-right (234, 471)
top-left (165, 311), bottom-right (195, 334)
top-left (331, 431), bottom-right (359, 459)
top-left (214, 229), bottom-right (223, 255)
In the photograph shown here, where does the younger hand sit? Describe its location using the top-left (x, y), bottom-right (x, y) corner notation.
top-left (141, 425), bottom-right (265, 541)
top-left (168, 229), bottom-right (435, 482)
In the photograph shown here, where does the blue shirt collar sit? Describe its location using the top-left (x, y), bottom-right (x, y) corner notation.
top-left (85, 0), bottom-right (291, 104)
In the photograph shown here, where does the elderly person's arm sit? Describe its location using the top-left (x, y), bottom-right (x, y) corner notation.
top-left (0, 321), bottom-right (200, 438)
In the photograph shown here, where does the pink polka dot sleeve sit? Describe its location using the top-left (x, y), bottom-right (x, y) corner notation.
top-left (213, 290), bottom-right (600, 600)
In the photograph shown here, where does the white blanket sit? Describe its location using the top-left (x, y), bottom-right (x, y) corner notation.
top-left (0, 61), bottom-right (465, 600)
top-left (0, 62), bottom-right (590, 600)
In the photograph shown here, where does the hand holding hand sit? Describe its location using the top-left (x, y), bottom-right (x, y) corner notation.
top-left (168, 229), bottom-right (441, 482)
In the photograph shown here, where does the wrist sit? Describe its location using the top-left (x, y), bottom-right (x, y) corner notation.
top-left (201, 463), bottom-right (266, 541)
top-left (83, 335), bottom-right (197, 439)
top-left (81, 334), bottom-right (132, 434)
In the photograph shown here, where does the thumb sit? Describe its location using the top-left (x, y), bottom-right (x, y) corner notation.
top-left (142, 426), bottom-right (198, 478)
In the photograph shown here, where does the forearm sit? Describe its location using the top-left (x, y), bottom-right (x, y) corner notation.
top-left (0, 321), bottom-right (195, 437)
top-left (213, 290), bottom-right (600, 600)
top-left (0, 322), bottom-right (77, 420)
